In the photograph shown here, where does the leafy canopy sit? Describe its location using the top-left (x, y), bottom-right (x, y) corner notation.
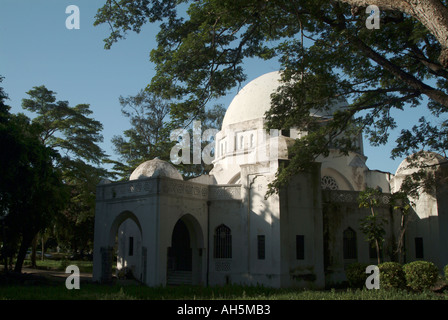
top-left (109, 88), bottom-right (225, 179)
top-left (95, 0), bottom-right (448, 192)
top-left (0, 80), bottom-right (68, 272)
top-left (21, 85), bottom-right (109, 254)
top-left (109, 89), bottom-right (172, 178)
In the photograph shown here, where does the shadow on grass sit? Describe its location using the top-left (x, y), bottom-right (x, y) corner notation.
top-left (0, 271), bottom-right (447, 300)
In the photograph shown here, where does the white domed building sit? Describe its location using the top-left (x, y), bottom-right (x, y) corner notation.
top-left (93, 71), bottom-right (448, 287)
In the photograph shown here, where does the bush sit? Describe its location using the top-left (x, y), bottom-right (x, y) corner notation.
top-left (378, 262), bottom-right (406, 290)
top-left (444, 265), bottom-right (448, 281)
top-left (345, 263), bottom-right (369, 288)
top-left (403, 261), bottom-right (439, 291)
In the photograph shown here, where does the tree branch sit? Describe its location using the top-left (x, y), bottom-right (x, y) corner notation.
top-left (337, 0), bottom-right (448, 67)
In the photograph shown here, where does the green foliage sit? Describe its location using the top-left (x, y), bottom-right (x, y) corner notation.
top-left (358, 188), bottom-right (386, 264)
top-left (359, 215), bottom-right (386, 244)
top-left (345, 262), bottom-right (369, 289)
top-left (110, 89), bottom-right (172, 178)
top-left (403, 261), bottom-right (439, 291)
top-left (0, 82), bottom-right (69, 272)
top-left (0, 282), bottom-right (445, 300)
top-left (110, 88), bottom-right (225, 179)
top-left (94, 0), bottom-right (448, 195)
top-left (378, 262), bottom-right (406, 290)
top-left (445, 264), bottom-right (448, 281)
top-left (22, 86), bottom-right (106, 165)
top-left (389, 192), bottom-right (412, 264)
top-left (21, 85), bottom-right (109, 255)
top-left (175, 104), bottom-right (226, 178)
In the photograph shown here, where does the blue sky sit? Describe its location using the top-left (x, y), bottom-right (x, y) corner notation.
top-left (0, 1), bottom-right (432, 175)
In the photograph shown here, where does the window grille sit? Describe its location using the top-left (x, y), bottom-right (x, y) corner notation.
top-left (296, 235), bottom-right (305, 260)
top-left (321, 176), bottom-right (339, 190)
top-left (343, 228), bottom-right (357, 259)
top-left (415, 237), bottom-right (424, 259)
top-left (214, 224), bottom-right (232, 259)
top-left (128, 237), bottom-right (134, 256)
top-left (257, 235), bottom-right (265, 260)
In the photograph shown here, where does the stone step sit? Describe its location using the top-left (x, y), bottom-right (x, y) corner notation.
top-left (167, 271), bottom-right (192, 286)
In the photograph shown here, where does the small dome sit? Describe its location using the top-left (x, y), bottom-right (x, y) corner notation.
top-left (221, 71), bottom-right (348, 129)
top-left (395, 151), bottom-right (446, 176)
top-left (129, 158), bottom-right (183, 181)
top-left (98, 178), bottom-right (112, 185)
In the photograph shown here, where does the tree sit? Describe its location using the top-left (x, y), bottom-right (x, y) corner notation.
top-left (389, 191), bottom-right (412, 264)
top-left (21, 85), bottom-right (109, 257)
top-left (110, 88), bottom-right (225, 179)
top-left (109, 89), bottom-right (172, 179)
top-left (338, 0), bottom-right (448, 68)
top-left (94, 0), bottom-right (448, 193)
top-left (9, 144), bottom-right (67, 273)
top-left (22, 86), bottom-right (107, 165)
top-left (177, 104), bottom-right (226, 178)
top-left (0, 82), bottom-right (68, 272)
top-left (358, 188), bottom-right (386, 265)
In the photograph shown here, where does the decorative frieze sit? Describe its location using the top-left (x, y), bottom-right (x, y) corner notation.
top-left (323, 190), bottom-right (391, 206)
top-left (97, 177), bottom-right (243, 202)
top-left (159, 179), bottom-right (208, 200)
top-left (97, 179), bottom-right (158, 200)
top-left (97, 177), bottom-right (210, 201)
top-left (209, 185), bottom-right (242, 201)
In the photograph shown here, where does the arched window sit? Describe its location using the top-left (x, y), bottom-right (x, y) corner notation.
top-left (321, 176), bottom-right (339, 190)
top-left (214, 224), bottom-right (232, 259)
top-left (343, 227), bottom-right (357, 259)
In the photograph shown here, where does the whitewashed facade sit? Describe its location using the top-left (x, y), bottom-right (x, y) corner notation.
top-left (93, 71), bottom-right (448, 287)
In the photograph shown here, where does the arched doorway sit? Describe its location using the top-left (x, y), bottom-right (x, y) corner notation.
top-left (167, 215), bottom-right (204, 286)
top-left (101, 211), bottom-right (144, 283)
top-left (116, 218), bottom-right (143, 280)
top-left (168, 220), bottom-right (192, 272)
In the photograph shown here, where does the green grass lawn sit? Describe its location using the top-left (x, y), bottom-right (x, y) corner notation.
top-left (2, 258), bottom-right (446, 300)
top-left (23, 258), bottom-right (93, 273)
top-left (0, 281), bottom-right (446, 300)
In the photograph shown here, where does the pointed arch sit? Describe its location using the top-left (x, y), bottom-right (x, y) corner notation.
top-left (109, 211), bottom-right (142, 245)
top-left (228, 172), bottom-right (241, 184)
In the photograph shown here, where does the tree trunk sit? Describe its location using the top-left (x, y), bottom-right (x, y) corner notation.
top-left (375, 239), bottom-right (381, 265)
top-left (14, 234), bottom-right (35, 273)
top-left (396, 211), bottom-right (409, 264)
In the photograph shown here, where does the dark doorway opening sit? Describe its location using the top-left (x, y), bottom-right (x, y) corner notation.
top-left (168, 219), bottom-right (192, 272)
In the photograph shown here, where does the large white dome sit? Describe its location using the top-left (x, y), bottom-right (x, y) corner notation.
top-left (129, 158), bottom-right (183, 181)
top-left (221, 71), bottom-right (348, 129)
